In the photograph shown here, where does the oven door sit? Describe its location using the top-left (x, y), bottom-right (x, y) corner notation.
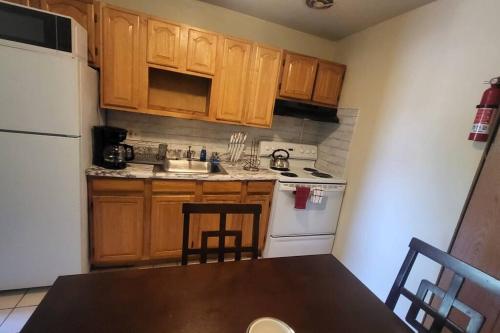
top-left (268, 182), bottom-right (345, 236)
top-left (0, 1), bottom-right (71, 52)
top-left (263, 234), bottom-right (335, 258)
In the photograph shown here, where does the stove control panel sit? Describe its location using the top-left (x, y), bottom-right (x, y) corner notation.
top-left (259, 141), bottom-right (317, 160)
top-left (279, 183), bottom-right (346, 192)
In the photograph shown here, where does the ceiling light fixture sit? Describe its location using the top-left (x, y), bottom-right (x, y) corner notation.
top-left (306, 0), bottom-right (334, 10)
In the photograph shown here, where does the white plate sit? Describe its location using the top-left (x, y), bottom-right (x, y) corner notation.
top-left (247, 317), bottom-right (295, 333)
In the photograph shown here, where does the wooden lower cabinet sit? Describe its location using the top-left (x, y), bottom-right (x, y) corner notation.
top-left (89, 178), bottom-right (274, 266)
top-left (149, 195), bottom-right (195, 259)
top-left (192, 194), bottom-right (242, 248)
top-left (242, 195), bottom-right (271, 250)
top-left (92, 196), bottom-right (144, 263)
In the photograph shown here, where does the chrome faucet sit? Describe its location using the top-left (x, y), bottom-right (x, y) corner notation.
top-left (186, 146), bottom-right (195, 160)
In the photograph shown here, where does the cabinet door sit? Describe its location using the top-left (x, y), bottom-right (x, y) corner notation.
top-left (191, 195), bottom-right (242, 249)
top-left (245, 45), bottom-right (282, 127)
top-left (101, 6), bottom-right (140, 109)
top-left (4, 0), bottom-right (29, 5)
top-left (92, 196), bottom-right (144, 263)
top-left (312, 61), bottom-right (346, 106)
top-left (186, 28), bottom-right (217, 75)
top-left (242, 195), bottom-right (271, 251)
top-left (150, 195), bottom-right (195, 259)
top-left (146, 19), bottom-right (180, 68)
top-left (279, 53), bottom-right (318, 100)
top-left (41, 0), bottom-right (96, 64)
top-left (215, 37), bottom-right (252, 122)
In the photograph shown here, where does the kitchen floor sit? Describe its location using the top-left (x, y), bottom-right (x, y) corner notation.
top-left (0, 287), bottom-right (49, 333)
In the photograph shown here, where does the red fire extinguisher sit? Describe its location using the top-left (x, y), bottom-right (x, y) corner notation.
top-left (469, 77), bottom-right (500, 141)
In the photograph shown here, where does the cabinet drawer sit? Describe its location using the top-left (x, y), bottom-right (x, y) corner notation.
top-left (247, 181), bottom-right (274, 194)
top-left (92, 179), bottom-right (145, 192)
top-left (152, 180), bottom-right (197, 193)
top-left (202, 181), bottom-right (242, 194)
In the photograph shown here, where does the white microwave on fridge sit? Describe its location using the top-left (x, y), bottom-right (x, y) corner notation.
top-left (0, 0), bottom-right (87, 60)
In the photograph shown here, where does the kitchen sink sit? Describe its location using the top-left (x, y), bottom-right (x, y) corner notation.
top-left (154, 159), bottom-right (227, 174)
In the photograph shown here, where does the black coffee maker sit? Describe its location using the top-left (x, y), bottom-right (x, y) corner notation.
top-left (92, 126), bottom-right (134, 169)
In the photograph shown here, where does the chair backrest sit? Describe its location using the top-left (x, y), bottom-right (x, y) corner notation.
top-left (386, 238), bottom-right (500, 333)
top-left (181, 203), bottom-right (262, 265)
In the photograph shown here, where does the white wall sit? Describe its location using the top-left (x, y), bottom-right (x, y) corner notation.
top-left (332, 0), bottom-right (500, 314)
top-left (106, 0), bottom-right (337, 60)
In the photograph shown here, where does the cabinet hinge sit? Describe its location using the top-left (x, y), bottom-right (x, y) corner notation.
top-left (94, 13), bottom-right (98, 23)
top-left (95, 47), bottom-right (98, 56)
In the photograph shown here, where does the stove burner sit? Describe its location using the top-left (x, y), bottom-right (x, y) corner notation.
top-left (281, 172), bottom-right (298, 177)
top-left (271, 166), bottom-right (290, 172)
top-left (312, 171), bottom-right (333, 178)
top-left (304, 167), bottom-right (318, 172)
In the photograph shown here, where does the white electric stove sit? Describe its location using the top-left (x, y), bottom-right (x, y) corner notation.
top-left (259, 141), bottom-right (346, 258)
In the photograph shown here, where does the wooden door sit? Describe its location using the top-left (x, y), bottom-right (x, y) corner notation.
top-left (191, 195), bottom-right (242, 249)
top-left (242, 195), bottom-right (271, 251)
top-left (146, 19), bottom-right (181, 68)
top-left (150, 195), bottom-right (195, 259)
top-left (279, 53), bottom-right (318, 100)
top-left (41, 0), bottom-right (96, 64)
top-left (186, 28), bottom-right (217, 75)
top-left (245, 45), bottom-right (282, 127)
top-left (214, 37), bottom-right (252, 122)
top-left (436, 129), bottom-right (500, 332)
top-left (92, 196), bottom-right (144, 263)
top-left (101, 6), bottom-right (140, 109)
top-left (312, 61), bottom-right (346, 106)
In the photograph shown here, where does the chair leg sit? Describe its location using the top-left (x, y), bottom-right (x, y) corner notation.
top-left (201, 232), bottom-right (208, 264)
top-left (218, 213), bottom-right (226, 263)
top-left (181, 212), bottom-right (190, 266)
top-left (235, 234), bottom-right (242, 261)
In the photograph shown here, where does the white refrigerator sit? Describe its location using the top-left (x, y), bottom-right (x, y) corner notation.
top-left (0, 35), bottom-right (101, 290)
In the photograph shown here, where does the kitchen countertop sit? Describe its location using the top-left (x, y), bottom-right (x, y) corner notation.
top-left (86, 162), bottom-right (278, 181)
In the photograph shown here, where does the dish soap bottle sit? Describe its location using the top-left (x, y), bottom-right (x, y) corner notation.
top-left (200, 146), bottom-right (207, 161)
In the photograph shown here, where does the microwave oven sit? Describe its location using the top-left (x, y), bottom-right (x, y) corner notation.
top-left (0, 0), bottom-right (87, 59)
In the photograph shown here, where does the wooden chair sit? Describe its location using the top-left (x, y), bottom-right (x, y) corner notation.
top-left (181, 203), bottom-right (261, 265)
top-left (386, 237), bottom-right (500, 333)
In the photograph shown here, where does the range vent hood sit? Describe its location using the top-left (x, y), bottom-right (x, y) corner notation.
top-left (273, 99), bottom-right (339, 123)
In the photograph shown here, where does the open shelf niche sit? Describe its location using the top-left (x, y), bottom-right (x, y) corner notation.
top-left (148, 67), bottom-right (212, 117)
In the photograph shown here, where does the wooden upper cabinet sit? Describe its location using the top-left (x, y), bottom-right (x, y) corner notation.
top-left (147, 19), bottom-right (181, 68)
top-left (4, 0), bottom-right (29, 5)
top-left (41, 0), bottom-right (96, 65)
top-left (245, 45), bottom-right (282, 127)
top-left (279, 53), bottom-right (318, 100)
top-left (215, 37), bottom-right (252, 122)
top-left (101, 6), bottom-right (140, 109)
top-left (186, 28), bottom-right (217, 75)
top-left (3, 0), bottom-right (39, 6)
top-left (312, 61), bottom-right (346, 106)
top-left (92, 196), bottom-right (144, 263)
top-left (150, 195), bottom-right (195, 259)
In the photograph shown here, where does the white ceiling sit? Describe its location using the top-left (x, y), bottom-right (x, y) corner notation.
top-left (199, 0), bottom-right (435, 40)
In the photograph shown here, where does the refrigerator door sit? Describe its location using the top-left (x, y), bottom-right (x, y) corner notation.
top-left (0, 131), bottom-right (86, 290)
top-left (0, 42), bottom-right (80, 136)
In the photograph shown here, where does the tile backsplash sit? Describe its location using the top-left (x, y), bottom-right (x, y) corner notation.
top-left (107, 108), bottom-right (359, 177)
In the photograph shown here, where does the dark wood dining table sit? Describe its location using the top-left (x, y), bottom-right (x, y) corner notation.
top-left (22, 255), bottom-right (411, 332)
